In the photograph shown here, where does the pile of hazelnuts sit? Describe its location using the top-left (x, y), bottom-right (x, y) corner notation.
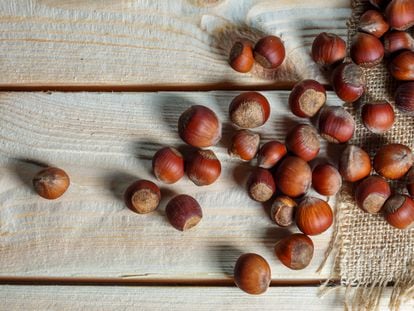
top-left (227, 0), bottom-right (414, 295)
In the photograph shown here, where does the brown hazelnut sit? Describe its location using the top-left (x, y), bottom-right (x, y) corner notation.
top-left (229, 41), bottom-right (254, 73)
top-left (312, 163), bottom-right (342, 196)
top-left (350, 32), bottom-right (384, 68)
top-left (274, 233), bottom-right (314, 270)
top-left (374, 144), bottom-right (414, 180)
top-left (389, 51), bottom-right (414, 81)
top-left (275, 156), bottom-right (312, 198)
top-left (270, 196), bottom-right (296, 227)
top-left (311, 32), bottom-right (346, 66)
top-left (318, 106), bottom-right (355, 143)
top-left (361, 101), bottom-right (395, 134)
top-left (229, 92), bottom-right (270, 128)
top-left (295, 197), bottom-right (333, 236)
top-left (354, 175), bottom-right (391, 214)
top-left (234, 253), bottom-right (271, 295)
top-left (152, 147), bottom-right (185, 184)
top-left (247, 168), bottom-right (276, 202)
top-left (165, 194), bottom-right (203, 231)
top-left (33, 167), bottom-right (70, 200)
top-left (253, 35), bottom-right (285, 69)
top-left (186, 149), bottom-right (221, 186)
top-left (257, 141), bottom-right (287, 169)
top-left (178, 105), bottom-right (221, 148)
top-left (285, 124), bottom-right (320, 161)
top-left (289, 80), bottom-right (326, 118)
top-left (124, 180), bottom-right (161, 214)
top-left (358, 10), bottom-right (390, 38)
top-left (339, 145), bottom-right (372, 182)
top-left (383, 194), bottom-right (414, 229)
top-left (229, 129), bottom-right (260, 161)
top-left (331, 62), bottom-right (366, 103)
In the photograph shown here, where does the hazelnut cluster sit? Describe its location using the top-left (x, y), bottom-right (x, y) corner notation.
top-left (229, 35), bottom-right (286, 73)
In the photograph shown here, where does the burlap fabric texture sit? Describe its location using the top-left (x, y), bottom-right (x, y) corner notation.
top-left (321, 1), bottom-right (414, 310)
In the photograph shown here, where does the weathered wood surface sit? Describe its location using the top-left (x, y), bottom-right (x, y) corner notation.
top-left (1, 285), bottom-right (412, 311)
top-left (0, 91), bottom-right (343, 281)
top-left (0, 0), bottom-right (350, 88)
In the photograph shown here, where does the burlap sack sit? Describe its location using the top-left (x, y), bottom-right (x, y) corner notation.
top-left (322, 1), bottom-right (414, 310)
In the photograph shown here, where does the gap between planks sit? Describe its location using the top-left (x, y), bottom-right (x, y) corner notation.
top-left (0, 82), bottom-right (333, 93)
top-left (0, 276), bottom-right (337, 287)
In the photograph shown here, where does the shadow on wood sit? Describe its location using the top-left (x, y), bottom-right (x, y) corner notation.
top-left (209, 243), bottom-right (244, 278)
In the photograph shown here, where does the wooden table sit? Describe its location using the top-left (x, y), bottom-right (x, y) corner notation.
top-left (0, 1), bottom-right (411, 310)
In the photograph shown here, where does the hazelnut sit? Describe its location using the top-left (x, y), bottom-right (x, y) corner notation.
top-left (312, 163), bottom-right (342, 196)
top-left (32, 167), bottom-right (70, 200)
top-left (339, 145), bottom-right (372, 182)
top-left (229, 92), bottom-right (270, 128)
top-left (229, 129), bottom-right (260, 161)
top-left (285, 124), bottom-right (320, 161)
top-left (354, 175), bottom-right (391, 214)
top-left (234, 253), bottom-right (271, 295)
top-left (247, 168), bottom-right (276, 202)
top-left (274, 233), bottom-right (314, 270)
top-left (165, 194), bottom-right (203, 231)
top-left (275, 156), bottom-right (312, 198)
top-left (178, 105), bottom-right (221, 148)
top-left (289, 80), bottom-right (326, 118)
top-left (124, 180), bottom-right (161, 214)
top-left (374, 144), bottom-right (414, 180)
top-left (270, 196), bottom-right (296, 227)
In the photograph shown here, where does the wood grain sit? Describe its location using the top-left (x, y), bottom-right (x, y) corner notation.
top-left (0, 0), bottom-right (350, 89)
top-left (0, 91), bottom-right (345, 281)
top-left (1, 285), bottom-right (412, 311)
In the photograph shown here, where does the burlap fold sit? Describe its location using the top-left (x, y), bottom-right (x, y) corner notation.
top-left (322, 1), bottom-right (414, 310)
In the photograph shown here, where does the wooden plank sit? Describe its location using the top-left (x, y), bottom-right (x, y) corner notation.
top-left (1, 285), bottom-right (412, 310)
top-left (0, 91), bottom-right (342, 281)
top-left (0, 0), bottom-right (350, 88)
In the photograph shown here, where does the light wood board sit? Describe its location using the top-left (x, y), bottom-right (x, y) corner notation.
top-left (1, 285), bottom-right (412, 311)
top-left (0, 91), bottom-right (345, 281)
top-left (0, 0), bottom-right (350, 88)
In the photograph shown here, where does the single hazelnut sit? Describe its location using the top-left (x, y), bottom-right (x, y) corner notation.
top-left (295, 197), bottom-right (333, 236)
top-left (234, 253), bottom-right (271, 295)
top-left (186, 149), bottom-right (221, 186)
top-left (383, 194), bottom-right (414, 229)
top-left (178, 105), bottom-right (221, 148)
top-left (350, 32), bottom-right (384, 68)
top-left (289, 80), bottom-right (326, 118)
top-left (285, 124), bottom-right (320, 162)
top-left (312, 163), bottom-right (342, 196)
top-left (270, 196), bottom-right (296, 227)
top-left (253, 35), bottom-right (285, 69)
top-left (229, 41), bottom-right (254, 73)
top-left (124, 180), bottom-right (161, 214)
top-left (361, 101), bottom-right (395, 134)
top-left (339, 145), bottom-right (372, 182)
top-left (229, 92), bottom-right (270, 128)
top-left (331, 62), bottom-right (366, 103)
top-left (275, 156), bottom-right (312, 198)
top-left (311, 32), bottom-right (346, 66)
top-left (354, 175), bottom-right (391, 214)
top-left (229, 129), bottom-right (260, 161)
top-left (318, 106), bottom-right (355, 144)
top-left (152, 147), bottom-right (185, 184)
top-left (257, 140), bottom-right (287, 169)
top-left (165, 194), bottom-right (203, 231)
top-left (33, 167), bottom-right (70, 200)
top-left (274, 233), bottom-right (314, 270)
top-left (247, 168), bottom-right (276, 202)
top-left (374, 144), bottom-right (414, 180)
